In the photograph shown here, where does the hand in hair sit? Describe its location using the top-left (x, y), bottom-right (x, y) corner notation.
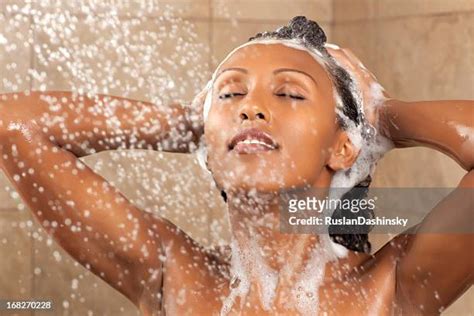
top-left (325, 44), bottom-right (389, 128)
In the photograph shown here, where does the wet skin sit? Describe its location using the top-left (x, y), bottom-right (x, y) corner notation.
top-left (205, 44), bottom-right (352, 194)
top-left (0, 44), bottom-right (472, 315)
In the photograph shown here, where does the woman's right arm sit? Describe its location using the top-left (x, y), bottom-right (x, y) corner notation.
top-left (0, 90), bottom-right (204, 156)
top-left (0, 90), bottom-right (206, 307)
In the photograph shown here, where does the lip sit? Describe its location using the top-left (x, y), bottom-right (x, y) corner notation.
top-left (228, 128), bottom-right (279, 154)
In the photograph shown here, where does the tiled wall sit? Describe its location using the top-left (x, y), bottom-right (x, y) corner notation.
top-left (0, 0), bottom-right (472, 315)
top-left (332, 1), bottom-right (473, 315)
top-left (333, 0), bottom-right (473, 189)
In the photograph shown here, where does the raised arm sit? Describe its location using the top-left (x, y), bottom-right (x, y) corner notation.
top-left (381, 99), bottom-right (473, 171)
top-left (0, 90), bottom-right (207, 308)
top-left (0, 122), bottom-right (166, 306)
top-left (381, 99), bottom-right (473, 314)
top-left (327, 45), bottom-right (473, 313)
top-left (0, 90), bottom-right (205, 156)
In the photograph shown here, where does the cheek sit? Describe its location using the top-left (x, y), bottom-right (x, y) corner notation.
top-left (278, 114), bottom-right (335, 175)
top-left (205, 105), bottom-right (233, 147)
top-left (203, 109), bottom-right (234, 178)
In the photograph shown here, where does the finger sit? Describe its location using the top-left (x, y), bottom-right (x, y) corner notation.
top-left (342, 49), bottom-right (373, 74)
top-left (325, 43), bottom-right (346, 60)
top-left (341, 48), bottom-right (363, 65)
top-left (327, 48), bottom-right (355, 70)
top-left (325, 43), bottom-right (342, 51)
top-left (341, 48), bottom-right (379, 80)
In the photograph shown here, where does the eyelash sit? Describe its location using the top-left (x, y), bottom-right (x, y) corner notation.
top-left (219, 92), bottom-right (246, 100)
top-left (275, 92), bottom-right (306, 100)
top-left (218, 92), bottom-right (306, 101)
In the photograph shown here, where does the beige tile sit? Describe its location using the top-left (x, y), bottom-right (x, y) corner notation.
top-left (211, 21), bottom-right (282, 67)
top-left (0, 12), bottom-right (33, 209)
top-left (30, 0), bottom-right (209, 19)
top-left (0, 210), bottom-right (33, 302)
top-left (31, 222), bottom-right (140, 315)
top-left (334, 0), bottom-right (474, 21)
top-left (81, 147), bottom-right (228, 246)
top-left (331, 20), bottom-right (377, 70)
top-left (0, 12), bottom-right (32, 93)
top-left (211, 21), bottom-right (332, 69)
top-left (333, 12), bottom-right (472, 196)
top-left (32, 15), bottom-right (211, 104)
top-left (333, 0), bottom-right (376, 22)
top-left (1, 0), bottom-right (29, 14)
top-left (162, 0), bottom-right (210, 19)
top-left (0, 10), bottom-right (33, 210)
top-left (376, 0), bottom-right (474, 19)
top-left (0, 172), bottom-right (21, 210)
top-left (444, 289), bottom-right (474, 316)
top-left (372, 148), bottom-right (465, 188)
top-left (373, 13), bottom-right (473, 101)
top-left (81, 151), bottom-right (226, 246)
top-left (368, 233), bottom-right (392, 252)
top-left (212, 0), bottom-right (333, 23)
top-left (0, 1), bottom-right (7, 14)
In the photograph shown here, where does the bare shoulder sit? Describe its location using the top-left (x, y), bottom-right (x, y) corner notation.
top-left (369, 226), bottom-right (420, 275)
top-left (375, 227), bottom-right (418, 257)
top-left (149, 217), bottom-right (231, 309)
top-left (150, 214), bottom-right (230, 281)
top-left (349, 232), bottom-right (418, 314)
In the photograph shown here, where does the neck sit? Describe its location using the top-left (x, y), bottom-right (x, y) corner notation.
top-left (227, 189), bottom-right (324, 272)
top-left (220, 172), bottom-right (371, 313)
top-left (226, 187), bottom-right (363, 282)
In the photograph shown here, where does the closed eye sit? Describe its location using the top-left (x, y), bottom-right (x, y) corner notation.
top-left (219, 92), bottom-right (246, 100)
top-left (275, 92), bottom-right (306, 100)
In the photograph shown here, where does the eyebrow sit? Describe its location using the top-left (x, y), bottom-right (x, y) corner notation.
top-left (273, 68), bottom-right (317, 86)
top-left (215, 67), bottom-right (248, 80)
top-left (215, 67), bottom-right (317, 86)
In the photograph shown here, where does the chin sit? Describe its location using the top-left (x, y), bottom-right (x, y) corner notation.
top-left (212, 165), bottom-right (312, 195)
top-left (208, 149), bottom-right (321, 194)
top-left (227, 178), bottom-right (285, 194)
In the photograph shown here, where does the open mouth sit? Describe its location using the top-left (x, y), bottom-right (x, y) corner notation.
top-left (228, 128), bottom-right (279, 154)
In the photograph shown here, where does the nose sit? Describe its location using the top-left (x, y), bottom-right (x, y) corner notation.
top-left (238, 103), bottom-right (270, 123)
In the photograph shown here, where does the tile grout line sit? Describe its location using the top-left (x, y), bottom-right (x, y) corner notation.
top-left (2, 10), bottom-right (334, 25)
top-left (208, 0), bottom-right (213, 73)
top-left (330, 0), bottom-right (336, 40)
top-left (328, 9), bottom-right (474, 25)
top-left (2, 2), bottom-right (472, 23)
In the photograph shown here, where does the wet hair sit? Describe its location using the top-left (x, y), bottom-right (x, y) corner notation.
top-left (221, 16), bottom-right (373, 253)
top-left (249, 16), bottom-right (362, 127)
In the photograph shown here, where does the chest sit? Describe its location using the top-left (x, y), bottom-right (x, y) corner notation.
top-left (154, 266), bottom-right (397, 316)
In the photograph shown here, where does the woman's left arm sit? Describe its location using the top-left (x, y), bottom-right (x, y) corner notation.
top-left (381, 99), bottom-right (473, 170)
top-left (381, 99), bottom-right (474, 313)
top-left (327, 45), bottom-right (473, 312)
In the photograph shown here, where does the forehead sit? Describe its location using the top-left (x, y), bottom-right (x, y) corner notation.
top-left (216, 43), bottom-right (328, 78)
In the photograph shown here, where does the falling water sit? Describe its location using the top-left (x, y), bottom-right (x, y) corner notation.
top-left (0, 2), bottom-right (392, 315)
top-left (0, 1), bottom-right (225, 314)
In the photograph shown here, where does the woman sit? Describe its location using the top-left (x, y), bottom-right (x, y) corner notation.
top-left (0, 17), bottom-right (472, 315)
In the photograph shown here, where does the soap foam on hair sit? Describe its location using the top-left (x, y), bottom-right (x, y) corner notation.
top-left (199, 39), bottom-right (393, 315)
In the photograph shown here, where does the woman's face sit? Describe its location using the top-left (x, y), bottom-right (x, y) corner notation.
top-left (205, 43), bottom-right (343, 193)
